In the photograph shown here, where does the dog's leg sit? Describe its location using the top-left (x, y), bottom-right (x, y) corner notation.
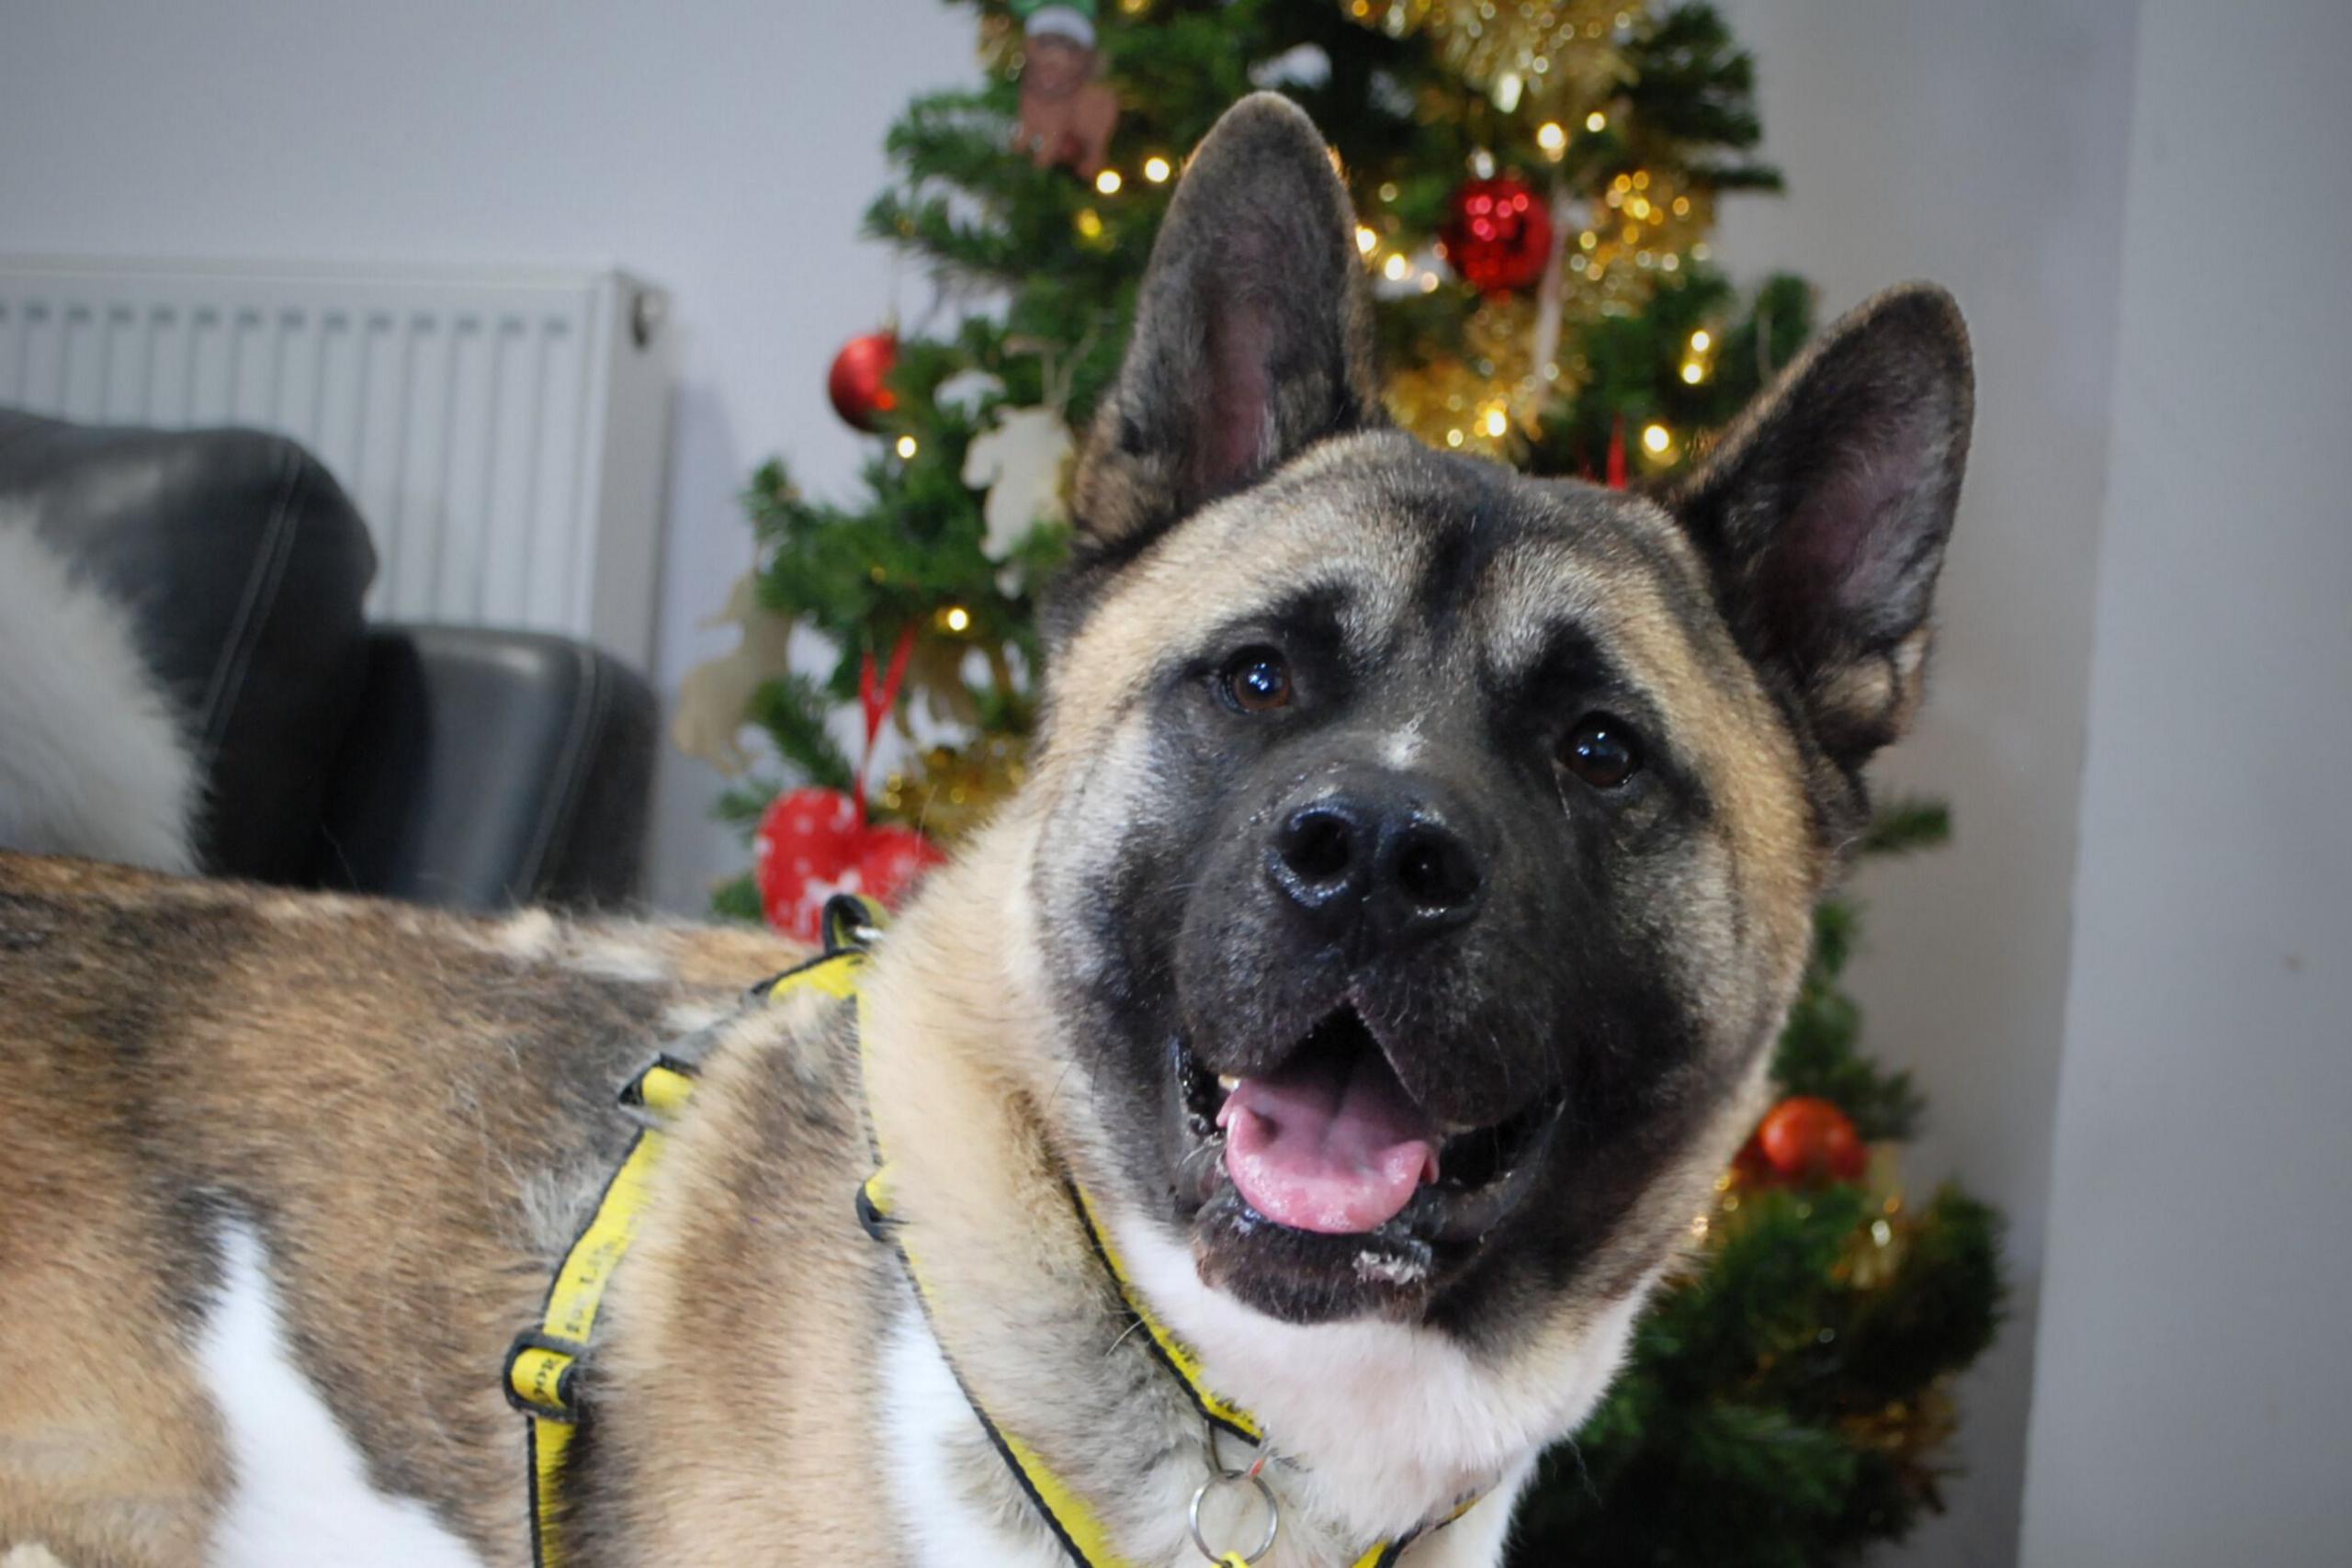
top-left (0, 1122), bottom-right (228, 1567)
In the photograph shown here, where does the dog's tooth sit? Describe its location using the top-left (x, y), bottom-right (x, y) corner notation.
top-left (1217, 1074), bottom-right (1239, 1091)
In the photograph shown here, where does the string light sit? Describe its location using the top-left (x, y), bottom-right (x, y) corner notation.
top-left (1586, 110), bottom-right (1608, 132)
top-left (1383, 253), bottom-right (1409, 282)
top-left (1074, 207), bottom-right (1104, 240)
top-left (895, 434), bottom-right (919, 459)
top-left (1143, 154), bottom-right (1172, 184)
top-left (1690, 329), bottom-right (1712, 353)
top-left (1094, 168), bottom-right (1122, 195)
top-left (1356, 225), bottom-right (1380, 254)
top-left (1445, 428), bottom-right (1465, 448)
top-left (1641, 423), bottom-right (1671, 455)
top-left (1480, 406), bottom-right (1510, 439)
top-left (1680, 361), bottom-right (1705, 384)
top-left (1535, 120), bottom-right (1567, 156)
top-left (939, 604), bottom-right (971, 634)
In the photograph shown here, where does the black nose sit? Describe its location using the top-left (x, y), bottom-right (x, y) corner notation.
top-left (1268, 780), bottom-right (1484, 941)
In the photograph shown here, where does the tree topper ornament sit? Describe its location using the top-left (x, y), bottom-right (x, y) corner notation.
top-left (1012, 1), bottom-right (1118, 180)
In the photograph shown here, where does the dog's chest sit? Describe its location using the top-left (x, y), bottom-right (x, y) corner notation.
top-left (875, 1290), bottom-right (1523, 1568)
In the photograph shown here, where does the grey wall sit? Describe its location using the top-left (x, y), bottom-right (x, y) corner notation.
top-left (2018, 2), bottom-right (2352, 1561)
top-left (1710, 4), bottom-right (2138, 1562)
top-left (0, 0), bottom-right (978, 916)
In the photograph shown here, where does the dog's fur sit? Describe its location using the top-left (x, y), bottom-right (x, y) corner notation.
top-left (0, 516), bottom-right (200, 875)
top-left (0, 96), bottom-right (1970, 1567)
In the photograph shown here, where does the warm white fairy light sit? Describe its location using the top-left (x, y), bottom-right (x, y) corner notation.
top-left (895, 434), bottom-right (919, 459)
top-left (1642, 423), bottom-right (1671, 455)
top-left (1095, 169), bottom-right (1122, 195)
top-left (1142, 154), bottom-right (1172, 184)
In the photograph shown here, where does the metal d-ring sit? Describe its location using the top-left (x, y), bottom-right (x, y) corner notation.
top-left (1187, 1466), bottom-right (1280, 1565)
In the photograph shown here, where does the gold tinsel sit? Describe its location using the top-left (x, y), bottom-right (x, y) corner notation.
top-left (1566, 166), bottom-right (1713, 319)
top-left (876, 735), bottom-right (1028, 846)
top-left (1384, 294), bottom-right (1550, 456)
top-left (1350, 0), bottom-right (1636, 117)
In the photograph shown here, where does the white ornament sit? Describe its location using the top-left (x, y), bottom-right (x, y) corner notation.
top-left (1251, 43), bottom-right (1332, 90)
top-left (961, 405), bottom-right (1077, 566)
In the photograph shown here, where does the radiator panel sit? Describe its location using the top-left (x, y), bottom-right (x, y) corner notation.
top-left (0, 261), bottom-right (672, 664)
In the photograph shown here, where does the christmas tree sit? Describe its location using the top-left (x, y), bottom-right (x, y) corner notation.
top-left (677, 3), bottom-right (2003, 1560)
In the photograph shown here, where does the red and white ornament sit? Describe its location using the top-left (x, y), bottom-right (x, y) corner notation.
top-left (1438, 174), bottom-right (1554, 296)
top-left (753, 786), bottom-right (944, 943)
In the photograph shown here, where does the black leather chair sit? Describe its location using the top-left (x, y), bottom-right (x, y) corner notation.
top-left (0, 408), bottom-right (654, 910)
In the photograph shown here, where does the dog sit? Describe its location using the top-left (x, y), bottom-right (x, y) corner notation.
top-left (0, 94), bottom-right (1971, 1568)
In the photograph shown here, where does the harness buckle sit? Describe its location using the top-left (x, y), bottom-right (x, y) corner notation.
top-left (503, 1329), bottom-right (588, 1423)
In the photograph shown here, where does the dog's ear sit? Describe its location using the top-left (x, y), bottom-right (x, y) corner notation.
top-left (1071, 92), bottom-right (1384, 563)
top-left (1662, 284), bottom-right (1973, 769)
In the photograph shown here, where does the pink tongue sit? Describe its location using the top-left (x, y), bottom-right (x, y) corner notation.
top-left (1218, 1035), bottom-right (1442, 1235)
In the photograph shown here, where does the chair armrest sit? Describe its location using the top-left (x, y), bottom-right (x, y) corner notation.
top-left (307, 625), bottom-right (655, 911)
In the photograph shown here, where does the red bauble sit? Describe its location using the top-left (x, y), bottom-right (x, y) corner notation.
top-left (827, 330), bottom-right (899, 431)
top-left (752, 786), bottom-right (944, 943)
top-left (1438, 175), bottom-right (1554, 295)
top-left (1746, 1096), bottom-right (1869, 1185)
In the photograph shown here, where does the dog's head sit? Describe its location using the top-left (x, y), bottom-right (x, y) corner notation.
top-left (1020, 96), bottom-right (1970, 1336)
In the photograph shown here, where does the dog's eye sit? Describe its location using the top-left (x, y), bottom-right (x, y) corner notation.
top-left (1560, 715), bottom-right (1641, 789)
top-left (1220, 646), bottom-right (1293, 713)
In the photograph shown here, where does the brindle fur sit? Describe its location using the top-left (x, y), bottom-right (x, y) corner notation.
top-left (0, 95), bottom-right (1970, 1567)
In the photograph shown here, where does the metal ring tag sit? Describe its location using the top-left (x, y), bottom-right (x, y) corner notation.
top-left (1188, 1469), bottom-right (1280, 1565)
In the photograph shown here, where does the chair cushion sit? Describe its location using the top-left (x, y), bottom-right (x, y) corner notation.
top-left (309, 624), bottom-right (654, 910)
top-left (0, 409), bottom-right (377, 884)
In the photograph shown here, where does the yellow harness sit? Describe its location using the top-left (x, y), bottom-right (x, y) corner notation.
top-left (505, 894), bottom-right (1476, 1568)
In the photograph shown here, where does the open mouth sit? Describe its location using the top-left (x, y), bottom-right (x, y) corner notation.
top-left (1177, 1006), bottom-right (1561, 1249)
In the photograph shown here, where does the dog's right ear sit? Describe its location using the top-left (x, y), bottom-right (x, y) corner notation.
top-left (1070, 93), bottom-right (1384, 565)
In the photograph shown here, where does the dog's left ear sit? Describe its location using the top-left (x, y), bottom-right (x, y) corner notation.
top-left (1071, 92), bottom-right (1384, 562)
top-left (1663, 285), bottom-right (1973, 769)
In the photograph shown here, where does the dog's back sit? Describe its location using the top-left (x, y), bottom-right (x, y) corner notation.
top-left (0, 853), bottom-right (827, 1566)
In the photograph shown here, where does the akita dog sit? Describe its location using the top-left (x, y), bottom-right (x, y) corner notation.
top-left (0, 94), bottom-right (1970, 1568)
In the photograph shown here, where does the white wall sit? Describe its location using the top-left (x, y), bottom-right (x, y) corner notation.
top-left (1710, 4), bottom-right (2138, 1562)
top-left (0, 0), bottom-right (978, 914)
top-left (2019, 2), bottom-right (2352, 1562)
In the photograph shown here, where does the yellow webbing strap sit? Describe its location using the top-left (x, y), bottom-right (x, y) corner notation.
top-left (506, 900), bottom-right (876, 1568)
top-left (861, 1165), bottom-right (1449, 1567)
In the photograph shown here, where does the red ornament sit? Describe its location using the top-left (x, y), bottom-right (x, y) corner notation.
top-left (1743, 1096), bottom-right (1869, 1186)
top-left (827, 330), bottom-right (899, 431)
top-left (1438, 175), bottom-right (1554, 295)
top-left (753, 786), bottom-right (944, 943)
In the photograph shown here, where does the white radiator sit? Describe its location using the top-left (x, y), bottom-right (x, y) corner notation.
top-left (0, 258), bottom-right (673, 665)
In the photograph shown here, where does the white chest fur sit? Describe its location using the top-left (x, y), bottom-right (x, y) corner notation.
top-left (197, 1224), bottom-right (486, 1568)
top-left (876, 1224), bottom-right (1612, 1568)
top-left (1111, 1216), bottom-right (1637, 1553)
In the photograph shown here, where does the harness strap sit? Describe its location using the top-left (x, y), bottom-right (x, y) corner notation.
top-left (504, 895), bottom-right (879, 1568)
